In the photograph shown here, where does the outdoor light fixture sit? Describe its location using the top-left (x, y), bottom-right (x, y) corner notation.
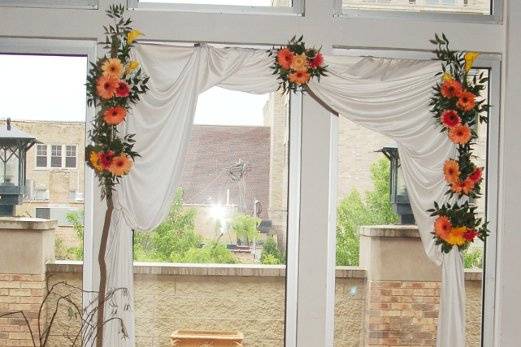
top-left (378, 143), bottom-right (415, 225)
top-left (0, 118), bottom-right (38, 216)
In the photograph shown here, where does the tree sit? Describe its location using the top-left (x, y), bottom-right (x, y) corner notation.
top-left (133, 188), bottom-right (237, 264)
top-left (336, 157), bottom-right (399, 266)
top-left (260, 236), bottom-right (284, 265)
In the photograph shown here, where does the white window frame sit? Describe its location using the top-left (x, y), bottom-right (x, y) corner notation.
top-left (35, 144), bottom-right (48, 169)
top-left (0, 0), bottom-right (97, 9)
top-left (335, 0), bottom-right (502, 24)
top-left (50, 144), bottom-right (63, 168)
top-left (127, 0), bottom-right (304, 16)
top-left (33, 144), bottom-right (78, 170)
top-left (65, 144), bottom-right (78, 169)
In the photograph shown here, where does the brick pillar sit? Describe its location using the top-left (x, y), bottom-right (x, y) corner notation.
top-left (360, 225), bottom-right (442, 346)
top-left (0, 217), bottom-right (56, 347)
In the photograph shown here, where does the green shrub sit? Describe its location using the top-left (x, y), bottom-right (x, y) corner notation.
top-left (260, 236), bottom-right (284, 265)
top-left (463, 247), bottom-right (483, 269)
top-left (231, 213), bottom-right (261, 246)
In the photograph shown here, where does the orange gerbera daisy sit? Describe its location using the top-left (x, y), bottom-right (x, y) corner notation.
top-left (448, 125), bottom-right (472, 145)
top-left (457, 91), bottom-right (476, 112)
top-left (277, 48), bottom-right (294, 70)
top-left (440, 79), bottom-right (463, 99)
top-left (434, 216), bottom-right (452, 241)
top-left (288, 71), bottom-right (310, 85)
top-left (443, 160), bottom-right (460, 184)
top-left (446, 226), bottom-right (467, 246)
top-left (290, 53), bottom-right (309, 72)
top-left (102, 58), bottom-right (123, 78)
top-left (89, 151), bottom-right (103, 172)
top-left (109, 155), bottom-right (132, 176)
top-left (462, 178), bottom-right (475, 194)
top-left (96, 75), bottom-right (119, 100)
top-left (103, 106), bottom-right (127, 125)
top-left (451, 180), bottom-right (464, 194)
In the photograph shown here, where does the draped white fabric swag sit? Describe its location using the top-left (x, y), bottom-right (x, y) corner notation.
top-left (102, 43), bottom-right (465, 347)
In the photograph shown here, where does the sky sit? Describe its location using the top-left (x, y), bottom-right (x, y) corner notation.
top-left (0, 54), bottom-right (269, 126)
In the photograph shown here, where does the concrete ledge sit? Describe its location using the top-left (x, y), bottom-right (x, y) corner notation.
top-left (47, 261), bottom-right (367, 279)
top-left (0, 217), bottom-right (57, 230)
top-left (359, 225), bottom-right (419, 238)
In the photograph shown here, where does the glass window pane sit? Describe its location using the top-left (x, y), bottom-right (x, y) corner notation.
top-left (137, 0), bottom-right (292, 7)
top-left (0, 53), bottom-right (87, 346)
top-left (134, 88), bottom-right (290, 347)
top-left (343, 0), bottom-right (492, 15)
top-left (65, 145), bottom-right (77, 168)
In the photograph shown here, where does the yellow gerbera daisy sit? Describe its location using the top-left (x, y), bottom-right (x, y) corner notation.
top-left (101, 58), bottom-right (123, 78)
top-left (290, 53), bottom-right (309, 73)
top-left (89, 151), bottom-right (103, 172)
top-left (127, 29), bottom-right (143, 45)
top-left (126, 60), bottom-right (140, 75)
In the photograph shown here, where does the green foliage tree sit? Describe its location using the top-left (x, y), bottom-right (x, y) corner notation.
top-left (463, 247), bottom-right (483, 269)
top-left (133, 188), bottom-right (237, 264)
top-left (231, 213), bottom-right (261, 246)
top-left (260, 236), bottom-right (284, 265)
top-left (336, 157), bottom-right (399, 266)
top-left (54, 210), bottom-right (84, 261)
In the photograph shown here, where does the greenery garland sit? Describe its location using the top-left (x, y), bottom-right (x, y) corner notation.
top-left (427, 34), bottom-right (490, 253)
top-left (85, 4), bottom-right (149, 199)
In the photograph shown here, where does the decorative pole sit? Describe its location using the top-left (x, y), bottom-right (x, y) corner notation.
top-left (85, 5), bottom-right (149, 346)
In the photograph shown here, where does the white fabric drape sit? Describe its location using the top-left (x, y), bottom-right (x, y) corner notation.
top-left (102, 44), bottom-right (464, 347)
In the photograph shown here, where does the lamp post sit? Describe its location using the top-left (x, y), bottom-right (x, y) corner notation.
top-left (379, 144), bottom-right (415, 225)
top-left (0, 119), bottom-right (38, 216)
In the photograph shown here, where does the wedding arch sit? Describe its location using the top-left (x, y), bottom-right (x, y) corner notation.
top-left (87, 8), bottom-right (489, 347)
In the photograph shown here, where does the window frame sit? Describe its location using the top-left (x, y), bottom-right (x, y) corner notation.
top-left (335, 0), bottom-right (502, 24)
top-left (34, 144), bottom-right (78, 170)
top-left (0, 0), bottom-right (97, 9)
top-left (127, 0), bottom-right (304, 16)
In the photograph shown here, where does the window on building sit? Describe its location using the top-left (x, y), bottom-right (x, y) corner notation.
top-left (36, 144), bottom-right (48, 168)
top-left (50, 145), bottom-right (62, 168)
top-left (65, 145), bottom-right (77, 168)
top-left (342, 0), bottom-right (493, 15)
top-left (133, 87), bottom-right (293, 346)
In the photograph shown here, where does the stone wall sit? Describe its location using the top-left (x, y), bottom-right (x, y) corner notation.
top-left (44, 263), bottom-right (482, 347)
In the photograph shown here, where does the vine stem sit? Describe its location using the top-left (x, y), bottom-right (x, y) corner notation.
top-left (96, 195), bottom-right (114, 347)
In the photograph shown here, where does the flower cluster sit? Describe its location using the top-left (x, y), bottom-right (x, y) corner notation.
top-left (427, 34), bottom-right (489, 252)
top-left (270, 36), bottom-right (327, 93)
top-left (85, 5), bottom-right (149, 199)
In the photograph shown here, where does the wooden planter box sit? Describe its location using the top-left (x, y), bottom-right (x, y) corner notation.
top-left (170, 330), bottom-right (244, 347)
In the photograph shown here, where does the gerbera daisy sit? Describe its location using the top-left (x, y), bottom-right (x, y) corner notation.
top-left (98, 150), bottom-right (114, 170)
top-left (446, 226), bottom-right (467, 246)
top-left (443, 160), bottom-right (460, 184)
top-left (288, 71), bottom-right (310, 85)
top-left (440, 79), bottom-right (463, 99)
top-left (457, 91), bottom-right (476, 112)
top-left (451, 181), bottom-right (464, 194)
top-left (469, 167), bottom-right (483, 183)
top-left (434, 216), bottom-right (452, 241)
top-left (462, 178), bottom-right (475, 194)
top-left (103, 106), bottom-right (127, 125)
top-left (290, 53), bottom-right (309, 72)
top-left (127, 29), bottom-right (143, 45)
top-left (464, 229), bottom-right (479, 241)
top-left (115, 81), bottom-right (130, 98)
top-left (440, 109), bottom-right (461, 128)
top-left (277, 48), bottom-right (294, 70)
top-left (309, 52), bottom-right (324, 69)
top-left (89, 151), bottom-right (103, 172)
top-left (109, 154), bottom-right (133, 176)
top-left (96, 75), bottom-right (119, 100)
top-left (101, 58), bottom-right (123, 79)
top-left (126, 60), bottom-right (140, 75)
top-left (448, 125), bottom-right (472, 145)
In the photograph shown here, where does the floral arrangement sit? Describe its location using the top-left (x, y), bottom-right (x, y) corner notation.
top-left (427, 34), bottom-right (489, 253)
top-left (85, 5), bottom-right (149, 199)
top-left (270, 36), bottom-right (327, 93)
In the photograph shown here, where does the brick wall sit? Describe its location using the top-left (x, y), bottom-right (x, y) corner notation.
top-left (0, 274), bottom-right (45, 347)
